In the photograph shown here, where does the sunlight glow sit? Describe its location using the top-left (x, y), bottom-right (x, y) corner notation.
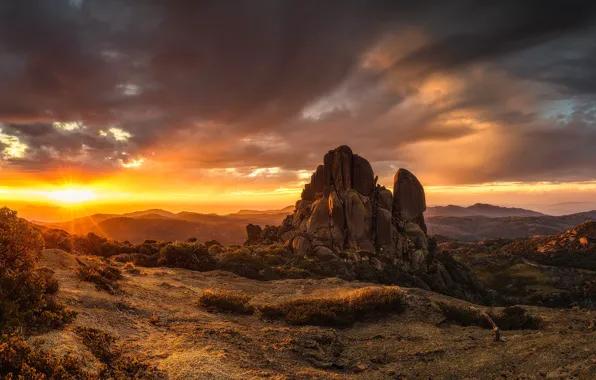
top-left (47, 189), bottom-right (97, 204)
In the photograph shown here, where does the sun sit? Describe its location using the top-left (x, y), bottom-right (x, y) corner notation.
top-left (47, 189), bottom-right (97, 204)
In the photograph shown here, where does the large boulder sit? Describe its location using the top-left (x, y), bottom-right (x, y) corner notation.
top-left (352, 155), bottom-right (375, 196)
top-left (245, 224), bottom-right (263, 245)
top-left (301, 182), bottom-right (315, 201)
top-left (378, 187), bottom-right (393, 212)
top-left (332, 145), bottom-right (353, 197)
top-left (307, 198), bottom-right (330, 233)
top-left (345, 189), bottom-right (374, 252)
top-left (314, 165), bottom-right (325, 198)
top-left (323, 151), bottom-right (334, 197)
top-left (393, 168), bottom-right (426, 221)
top-left (375, 208), bottom-right (393, 246)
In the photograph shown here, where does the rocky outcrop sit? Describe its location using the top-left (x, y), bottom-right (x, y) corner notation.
top-left (243, 146), bottom-right (489, 302)
top-left (265, 146), bottom-right (431, 267)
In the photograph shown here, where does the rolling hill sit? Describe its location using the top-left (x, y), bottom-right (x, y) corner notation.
top-left (40, 207), bottom-right (293, 244)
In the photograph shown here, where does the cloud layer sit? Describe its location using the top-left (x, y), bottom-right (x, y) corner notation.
top-left (2, 0), bottom-right (596, 191)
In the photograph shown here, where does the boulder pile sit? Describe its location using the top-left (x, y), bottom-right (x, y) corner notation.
top-left (250, 145), bottom-right (430, 272)
top-left (244, 146), bottom-right (492, 302)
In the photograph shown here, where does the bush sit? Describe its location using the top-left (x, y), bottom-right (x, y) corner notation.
top-left (258, 286), bottom-right (406, 327)
top-left (0, 207), bottom-right (76, 334)
top-left (437, 302), bottom-right (543, 330)
top-left (74, 326), bottom-right (162, 379)
top-left (76, 260), bottom-right (123, 294)
top-left (158, 242), bottom-right (215, 271)
top-left (41, 228), bottom-right (74, 252)
top-left (0, 334), bottom-right (87, 379)
top-left (123, 262), bottom-right (141, 275)
top-left (197, 289), bottom-right (254, 314)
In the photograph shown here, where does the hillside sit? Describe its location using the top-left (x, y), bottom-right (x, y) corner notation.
top-left (40, 208), bottom-right (293, 244)
top-left (442, 221), bottom-right (596, 307)
top-left (33, 249), bottom-right (596, 379)
top-left (426, 203), bottom-right (544, 218)
top-left (426, 211), bottom-right (596, 241)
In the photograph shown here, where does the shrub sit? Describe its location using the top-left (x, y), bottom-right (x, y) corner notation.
top-left (0, 334), bottom-right (87, 379)
top-left (258, 286), bottom-right (406, 327)
top-left (197, 289), bottom-right (254, 314)
top-left (41, 228), bottom-right (74, 252)
top-left (76, 260), bottom-right (123, 294)
top-left (123, 262), bottom-right (141, 275)
top-left (0, 207), bottom-right (76, 334)
top-left (74, 326), bottom-right (162, 379)
top-left (158, 242), bottom-right (216, 271)
top-left (437, 302), bottom-right (543, 330)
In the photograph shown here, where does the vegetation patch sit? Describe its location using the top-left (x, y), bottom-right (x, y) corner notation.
top-left (123, 262), bottom-right (141, 275)
top-left (0, 334), bottom-right (88, 379)
top-left (437, 302), bottom-right (543, 330)
top-left (76, 259), bottom-right (123, 294)
top-left (258, 286), bottom-right (406, 327)
top-left (75, 326), bottom-right (163, 379)
top-left (198, 289), bottom-right (255, 314)
top-left (0, 207), bottom-right (77, 334)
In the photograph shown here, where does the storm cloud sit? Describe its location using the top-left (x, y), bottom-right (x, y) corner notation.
top-left (2, 0), bottom-right (596, 187)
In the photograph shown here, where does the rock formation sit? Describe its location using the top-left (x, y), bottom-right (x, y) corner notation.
top-left (244, 145), bottom-right (491, 302)
top-left (274, 145), bottom-right (428, 269)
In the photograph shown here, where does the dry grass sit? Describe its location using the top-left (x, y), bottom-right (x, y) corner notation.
top-left (74, 326), bottom-right (164, 379)
top-left (76, 259), bottom-right (123, 294)
top-left (0, 334), bottom-right (88, 379)
top-left (123, 262), bottom-right (141, 275)
top-left (438, 302), bottom-right (543, 330)
top-left (198, 289), bottom-right (255, 314)
top-left (258, 286), bottom-right (407, 327)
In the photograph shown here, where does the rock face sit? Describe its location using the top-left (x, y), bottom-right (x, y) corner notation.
top-left (250, 146), bottom-right (431, 268)
top-left (244, 146), bottom-right (491, 302)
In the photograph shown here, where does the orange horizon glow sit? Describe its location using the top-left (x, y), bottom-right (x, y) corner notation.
top-left (3, 176), bottom-right (596, 222)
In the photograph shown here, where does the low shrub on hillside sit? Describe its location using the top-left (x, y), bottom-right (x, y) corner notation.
top-left (258, 286), bottom-right (406, 327)
top-left (123, 262), bottom-right (141, 275)
top-left (76, 259), bottom-right (123, 294)
top-left (75, 326), bottom-right (163, 379)
top-left (0, 207), bottom-right (76, 334)
top-left (437, 302), bottom-right (543, 330)
top-left (158, 242), bottom-right (216, 271)
top-left (0, 334), bottom-right (87, 379)
top-left (198, 289), bottom-right (254, 314)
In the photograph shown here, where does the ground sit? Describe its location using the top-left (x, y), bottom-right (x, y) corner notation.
top-left (33, 249), bottom-right (596, 379)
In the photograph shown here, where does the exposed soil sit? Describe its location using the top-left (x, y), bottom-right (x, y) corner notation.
top-left (33, 249), bottom-right (596, 379)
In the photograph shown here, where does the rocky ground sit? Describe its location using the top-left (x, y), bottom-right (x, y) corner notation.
top-left (32, 249), bottom-right (596, 379)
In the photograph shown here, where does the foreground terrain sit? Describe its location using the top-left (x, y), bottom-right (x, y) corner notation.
top-left (34, 249), bottom-right (596, 379)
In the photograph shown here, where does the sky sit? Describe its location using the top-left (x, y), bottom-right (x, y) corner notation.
top-left (3, 0), bottom-right (596, 221)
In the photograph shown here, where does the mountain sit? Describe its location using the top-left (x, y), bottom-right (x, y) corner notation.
top-left (39, 207), bottom-right (293, 244)
top-left (426, 203), bottom-right (544, 218)
top-left (427, 210), bottom-right (596, 241)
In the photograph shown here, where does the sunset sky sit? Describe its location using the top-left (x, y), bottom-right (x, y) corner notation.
top-left (2, 1), bottom-right (596, 221)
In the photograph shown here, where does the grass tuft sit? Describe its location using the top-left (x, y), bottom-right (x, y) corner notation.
top-left (259, 286), bottom-right (406, 327)
top-left (198, 289), bottom-right (254, 314)
top-left (76, 259), bottom-right (123, 294)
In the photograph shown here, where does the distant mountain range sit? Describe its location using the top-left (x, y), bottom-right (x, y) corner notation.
top-left (426, 211), bottom-right (596, 241)
top-left (35, 202), bottom-right (596, 244)
top-left (425, 203), bottom-right (544, 218)
top-left (39, 208), bottom-right (293, 244)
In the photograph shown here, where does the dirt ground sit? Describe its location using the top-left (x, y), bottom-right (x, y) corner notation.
top-left (34, 249), bottom-right (596, 379)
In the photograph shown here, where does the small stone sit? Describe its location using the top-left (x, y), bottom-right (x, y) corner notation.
top-left (351, 363), bottom-right (367, 373)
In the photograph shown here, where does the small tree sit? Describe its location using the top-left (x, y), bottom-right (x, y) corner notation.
top-left (0, 207), bottom-right (75, 333)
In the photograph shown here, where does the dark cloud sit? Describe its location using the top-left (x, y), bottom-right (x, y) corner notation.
top-left (1, 0), bottom-right (596, 186)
